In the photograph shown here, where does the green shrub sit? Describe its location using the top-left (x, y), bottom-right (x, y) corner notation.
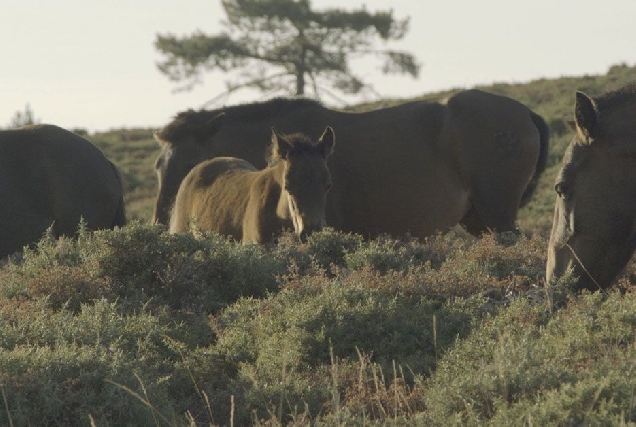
top-left (305, 227), bottom-right (363, 270)
top-left (210, 268), bottom-right (487, 424)
top-left (418, 292), bottom-right (636, 424)
top-left (1, 300), bottom-right (176, 425)
top-left (70, 223), bottom-right (286, 312)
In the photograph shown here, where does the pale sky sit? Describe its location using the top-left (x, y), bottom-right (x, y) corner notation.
top-left (2, 0), bottom-right (635, 132)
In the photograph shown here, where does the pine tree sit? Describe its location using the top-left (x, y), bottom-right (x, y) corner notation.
top-left (155, 0), bottom-right (419, 101)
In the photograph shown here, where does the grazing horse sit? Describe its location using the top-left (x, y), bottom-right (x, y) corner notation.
top-left (169, 127), bottom-right (335, 243)
top-left (0, 124), bottom-right (126, 258)
top-left (154, 89), bottom-right (549, 238)
top-left (546, 82), bottom-right (636, 291)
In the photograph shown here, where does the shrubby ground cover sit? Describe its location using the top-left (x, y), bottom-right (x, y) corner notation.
top-left (1, 223), bottom-right (634, 425)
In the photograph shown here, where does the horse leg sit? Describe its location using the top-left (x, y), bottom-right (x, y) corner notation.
top-left (242, 210), bottom-right (263, 244)
top-left (459, 205), bottom-right (489, 235)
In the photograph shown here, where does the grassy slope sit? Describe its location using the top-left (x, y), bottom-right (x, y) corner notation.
top-left (90, 128), bottom-right (159, 222)
top-left (1, 64), bottom-right (636, 425)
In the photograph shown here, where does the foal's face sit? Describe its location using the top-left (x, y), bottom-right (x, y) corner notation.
top-left (273, 126), bottom-right (335, 242)
top-left (283, 151), bottom-right (332, 242)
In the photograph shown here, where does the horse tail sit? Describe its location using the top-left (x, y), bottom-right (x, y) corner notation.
top-left (108, 160), bottom-right (127, 228)
top-left (519, 110), bottom-right (550, 208)
top-left (112, 193), bottom-right (127, 228)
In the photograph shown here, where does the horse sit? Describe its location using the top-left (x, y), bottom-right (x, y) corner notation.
top-left (154, 89), bottom-right (549, 239)
top-left (169, 126), bottom-right (335, 243)
top-left (0, 124), bottom-right (126, 259)
top-left (546, 82), bottom-right (636, 291)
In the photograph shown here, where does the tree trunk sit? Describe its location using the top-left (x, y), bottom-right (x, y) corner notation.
top-left (296, 71), bottom-right (305, 96)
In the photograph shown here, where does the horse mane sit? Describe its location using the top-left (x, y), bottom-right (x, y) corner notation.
top-left (157, 97), bottom-right (323, 145)
top-left (595, 81), bottom-right (636, 112)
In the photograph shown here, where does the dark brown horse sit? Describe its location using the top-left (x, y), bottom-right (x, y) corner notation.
top-left (546, 82), bottom-right (636, 291)
top-left (170, 127), bottom-right (334, 243)
top-left (0, 124), bottom-right (126, 258)
top-left (154, 89), bottom-right (549, 238)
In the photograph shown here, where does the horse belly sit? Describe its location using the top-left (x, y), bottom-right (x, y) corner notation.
top-left (390, 179), bottom-right (469, 237)
top-left (332, 160), bottom-right (469, 238)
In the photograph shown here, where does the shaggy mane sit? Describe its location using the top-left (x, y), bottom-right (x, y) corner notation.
top-left (595, 81), bottom-right (636, 112)
top-left (156, 98), bottom-right (322, 145)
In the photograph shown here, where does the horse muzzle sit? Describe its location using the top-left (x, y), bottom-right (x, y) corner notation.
top-left (545, 243), bottom-right (571, 285)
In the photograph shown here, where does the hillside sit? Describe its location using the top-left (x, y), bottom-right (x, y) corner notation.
top-left (2, 64), bottom-right (636, 425)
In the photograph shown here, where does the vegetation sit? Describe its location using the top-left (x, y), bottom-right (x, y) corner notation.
top-left (7, 103), bottom-right (40, 129)
top-left (2, 64), bottom-right (636, 425)
top-left (90, 128), bottom-right (159, 221)
top-left (155, 0), bottom-right (419, 101)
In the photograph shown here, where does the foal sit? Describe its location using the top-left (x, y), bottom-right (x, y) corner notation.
top-left (169, 126), bottom-right (335, 243)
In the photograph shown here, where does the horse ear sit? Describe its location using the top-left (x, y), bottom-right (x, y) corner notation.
top-left (574, 91), bottom-right (598, 143)
top-left (318, 126), bottom-right (335, 157)
top-left (272, 127), bottom-right (293, 159)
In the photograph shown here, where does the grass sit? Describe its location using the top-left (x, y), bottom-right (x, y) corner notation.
top-left (2, 63), bottom-right (636, 425)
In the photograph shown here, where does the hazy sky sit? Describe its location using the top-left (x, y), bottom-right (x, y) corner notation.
top-left (2, 0), bottom-right (635, 131)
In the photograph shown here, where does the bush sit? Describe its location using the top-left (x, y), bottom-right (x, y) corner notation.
top-left (418, 292), bottom-right (636, 424)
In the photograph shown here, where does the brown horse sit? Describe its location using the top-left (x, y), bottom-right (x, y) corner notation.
top-left (154, 89), bottom-right (549, 238)
top-left (0, 124), bottom-right (126, 258)
top-left (169, 127), bottom-right (335, 243)
top-left (546, 82), bottom-right (636, 291)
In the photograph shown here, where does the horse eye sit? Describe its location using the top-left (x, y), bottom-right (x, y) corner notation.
top-left (326, 183), bottom-right (332, 191)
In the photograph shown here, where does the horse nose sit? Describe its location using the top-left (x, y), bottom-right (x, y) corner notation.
top-left (546, 242), bottom-right (579, 288)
